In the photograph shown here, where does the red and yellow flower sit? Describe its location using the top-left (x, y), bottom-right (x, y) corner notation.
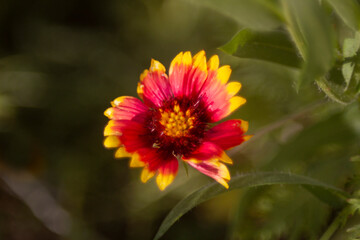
top-left (104, 50), bottom-right (251, 190)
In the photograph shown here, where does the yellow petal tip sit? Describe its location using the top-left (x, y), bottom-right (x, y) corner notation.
top-left (182, 51), bottom-right (192, 66)
top-left (241, 120), bottom-right (249, 132)
top-left (104, 121), bottom-right (119, 136)
top-left (104, 136), bottom-right (121, 148)
top-left (112, 96), bottom-right (127, 106)
top-left (221, 181), bottom-right (229, 189)
top-left (129, 153), bottom-right (145, 167)
top-left (243, 135), bottom-right (253, 142)
top-left (220, 152), bottom-right (233, 164)
top-left (137, 83), bottom-right (144, 99)
top-left (114, 147), bottom-right (131, 158)
top-left (104, 108), bottom-right (114, 118)
top-left (150, 59), bottom-right (166, 73)
top-left (141, 168), bottom-right (155, 183)
top-left (226, 82), bottom-right (242, 96)
top-left (156, 173), bottom-right (175, 191)
top-left (192, 50), bottom-right (207, 72)
top-left (207, 55), bottom-right (219, 70)
top-left (217, 65), bottom-right (232, 84)
top-left (140, 69), bottom-right (149, 82)
top-left (169, 52), bottom-right (184, 75)
top-left (229, 96), bottom-right (246, 113)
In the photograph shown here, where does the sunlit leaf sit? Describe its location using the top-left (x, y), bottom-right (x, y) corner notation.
top-left (282, 0), bottom-right (335, 90)
top-left (189, 0), bottom-right (284, 30)
top-left (326, 0), bottom-right (360, 31)
top-left (342, 32), bottom-right (360, 88)
top-left (219, 28), bottom-right (301, 68)
top-left (153, 172), bottom-right (348, 240)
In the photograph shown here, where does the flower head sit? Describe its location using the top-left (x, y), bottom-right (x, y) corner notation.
top-left (104, 50), bottom-right (251, 190)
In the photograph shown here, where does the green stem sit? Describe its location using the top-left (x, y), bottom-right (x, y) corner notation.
top-left (319, 206), bottom-right (352, 240)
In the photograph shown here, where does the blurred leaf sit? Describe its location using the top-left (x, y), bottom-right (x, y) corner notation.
top-left (190, 0), bottom-right (284, 30)
top-left (219, 28), bottom-right (301, 68)
top-left (264, 109), bottom-right (357, 170)
top-left (282, 0), bottom-right (335, 90)
top-left (351, 156), bottom-right (360, 162)
top-left (326, 0), bottom-right (360, 31)
top-left (153, 172), bottom-right (348, 240)
top-left (346, 219), bottom-right (360, 240)
top-left (229, 186), bottom-right (331, 240)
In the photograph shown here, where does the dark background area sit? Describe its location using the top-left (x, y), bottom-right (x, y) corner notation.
top-left (0, 0), bottom-right (359, 239)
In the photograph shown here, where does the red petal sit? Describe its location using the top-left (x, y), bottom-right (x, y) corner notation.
top-left (104, 96), bottom-right (147, 122)
top-left (140, 71), bottom-right (173, 108)
top-left (205, 119), bottom-right (250, 150)
top-left (110, 120), bottom-right (151, 152)
top-left (200, 76), bottom-right (231, 122)
top-left (169, 51), bottom-right (208, 99)
top-left (183, 141), bottom-right (222, 160)
top-left (135, 148), bottom-right (169, 172)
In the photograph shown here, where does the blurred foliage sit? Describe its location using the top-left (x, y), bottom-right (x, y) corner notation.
top-left (0, 0), bottom-right (360, 240)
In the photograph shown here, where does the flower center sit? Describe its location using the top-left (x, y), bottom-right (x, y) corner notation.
top-left (159, 104), bottom-right (195, 138)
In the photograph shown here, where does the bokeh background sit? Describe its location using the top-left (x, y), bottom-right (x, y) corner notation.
top-left (0, 0), bottom-right (359, 239)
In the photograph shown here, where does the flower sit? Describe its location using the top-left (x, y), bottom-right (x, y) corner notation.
top-left (104, 50), bottom-right (251, 190)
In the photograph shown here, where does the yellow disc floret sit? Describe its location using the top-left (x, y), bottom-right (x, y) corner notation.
top-left (160, 104), bottom-right (194, 138)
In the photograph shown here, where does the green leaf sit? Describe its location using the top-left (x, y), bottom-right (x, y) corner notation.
top-left (316, 69), bottom-right (359, 105)
top-left (326, 0), bottom-right (360, 31)
top-left (153, 172), bottom-right (348, 240)
top-left (219, 29), bottom-right (301, 68)
top-left (342, 32), bottom-right (360, 88)
top-left (190, 0), bottom-right (284, 31)
top-left (282, 0), bottom-right (336, 90)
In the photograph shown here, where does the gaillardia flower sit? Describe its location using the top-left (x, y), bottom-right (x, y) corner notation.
top-left (104, 51), bottom-right (251, 190)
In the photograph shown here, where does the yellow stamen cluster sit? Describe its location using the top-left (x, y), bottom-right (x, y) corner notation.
top-left (160, 105), bottom-right (194, 138)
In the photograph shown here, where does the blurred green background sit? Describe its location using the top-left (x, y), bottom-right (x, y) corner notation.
top-left (0, 0), bottom-right (359, 239)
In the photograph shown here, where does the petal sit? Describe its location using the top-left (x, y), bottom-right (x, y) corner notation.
top-left (169, 51), bottom-right (192, 97)
top-left (138, 59), bottom-right (173, 107)
top-left (104, 96), bottom-right (148, 122)
top-left (220, 152), bottom-right (233, 164)
top-left (136, 148), bottom-right (175, 173)
top-left (207, 55), bottom-right (219, 71)
top-left (104, 120), bottom-right (120, 136)
top-left (206, 119), bottom-right (251, 150)
top-left (183, 141), bottom-right (223, 160)
top-left (186, 159), bottom-right (230, 189)
top-left (227, 96), bottom-right (247, 116)
top-left (226, 82), bottom-right (242, 97)
top-left (129, 152), bottom-right (145, 167)
top-left (201, 80), bottom-right (230, 122)
top-left (184, 141), bottom-right (233, 164)
top-left (199, 56), bottom-right (245, 122)
top-left (169, 50), bottom-right (208, 98)
top-left (156, 157), bottom-right (178, 191)
top-left (109, 120), bottom-right (152, 153)
top-left (103, 136), bottom-right (121, 148)
top-left (149, 59), bottom-right (166, 73)
top-left (115, 147), bottom-right (132, 158)
top-left (141, 167), bottom-right (156, 183)
top-left (217, 65), bottom-right (232, 84)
